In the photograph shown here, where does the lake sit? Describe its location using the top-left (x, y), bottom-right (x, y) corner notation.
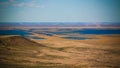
top-left (1, 29), bottom-right (120, 35)
top-left (0, 29), bottom-right (120, 40)
top-left (0, 30), bottom-right (30, 36)
top-left (73, 29), bottom-right (120, 34)
top-left (50, 29), bottom-right (120, 35)
top-left (0, 30), bottom-right (45, 40)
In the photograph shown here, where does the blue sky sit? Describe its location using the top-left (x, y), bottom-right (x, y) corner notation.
top-left (0, 0), bottom-right (120, 22)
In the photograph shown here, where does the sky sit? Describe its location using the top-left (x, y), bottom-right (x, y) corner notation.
top-left (0, 0), bottom-right (120, 23)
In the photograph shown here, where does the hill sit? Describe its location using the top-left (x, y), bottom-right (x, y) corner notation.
top-left (0, 35), bottom-right (120, 68)
top-left (0, 36), bottom-right (46, 67)
top-left (0, 36), bottom-right (79, 68)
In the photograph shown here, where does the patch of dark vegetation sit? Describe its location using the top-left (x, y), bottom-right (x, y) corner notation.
top-left (24, 35), bottom-right (45, 40)
top-left (56, 47), bottom-right (78, 51)
top-left (44, 54), bottom-right (66, 59)
top-left (104, 49), bottom-right (120, 56)
top-left (63, 37), bottom-right (92, 40)
top-left (0, 62), bottom-right (81, 68)
top-left (12, 59), bottom-right (31, 63)
top-left (0, 36), bottom-right (45, 47)
top-left (35, 61), bottom-right (61, 65)
top-left (33, 54), bottom-right (67, 60)
top-left (56, 48), bottom-right (65, 51)
top-left (87, 59), bottom-right (120, 68)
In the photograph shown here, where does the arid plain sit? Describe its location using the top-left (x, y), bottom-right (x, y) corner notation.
top-left (0, 27), bottom-right (120, 68)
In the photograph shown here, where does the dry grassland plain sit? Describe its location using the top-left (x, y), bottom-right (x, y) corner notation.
top-left (0, 27), bottom-right (120, 68)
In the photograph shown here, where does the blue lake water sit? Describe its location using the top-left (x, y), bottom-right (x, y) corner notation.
top-left (73, 29), bottom-right (120, 34)
top-left (0, 30), bottom-right (30, 36)
top-left (1, 29), bottom-right (120, 35)
top-left (48, 29), bottom-right (120, 35)
top-left (0, 29), bottom-right (120, 40)
top-left (45, 33), bottom-right (53, 36)
top-left (0, 30), bottom-right (44, 40)
top-left (61, 29), bottom-right (120, 40)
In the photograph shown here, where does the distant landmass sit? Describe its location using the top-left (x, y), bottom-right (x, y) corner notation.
top-left (0, 22), bottom-right (120, 27)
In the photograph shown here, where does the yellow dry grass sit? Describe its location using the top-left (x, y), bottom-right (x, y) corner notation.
top-left (29, 33), bottom-right (120, 67)
top-left (0, 32), bottom-right (120, 68)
